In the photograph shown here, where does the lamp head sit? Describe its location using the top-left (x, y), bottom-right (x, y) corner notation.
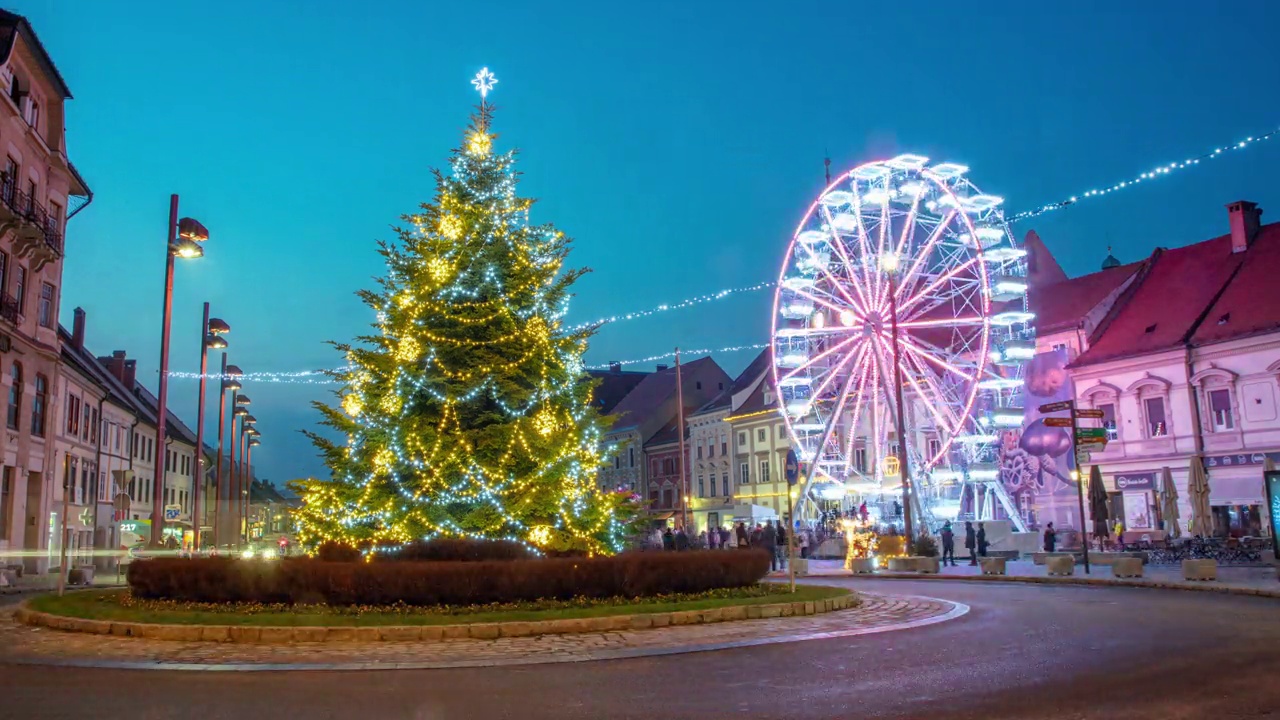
top-left (236, 395), bottom-right (252, 406)
top-left (177, 217), bottom-right (209, 243)
top-left (207, 318), bottom-right (231, 335)
top-left (205, 334), bottom-right (228, 350)
top-left (171, 239), bottom-right (204, 259)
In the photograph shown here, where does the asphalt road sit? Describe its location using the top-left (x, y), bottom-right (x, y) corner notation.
top-left (4, 579), bottom-right (1279, 720)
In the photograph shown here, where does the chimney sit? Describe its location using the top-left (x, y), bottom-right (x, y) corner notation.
top-left (608, 361), bottom-right (621, 374)
top-left (656, 364), bottom-right (669, 372)
top-left (1227, 200), bottom-right (1263, 254)
top-left (71, 307), bottom-right (86, 349)
top-left (123, 359), bottom-right (137, 389)
top-left (97, 351), bottom-right (127, 383)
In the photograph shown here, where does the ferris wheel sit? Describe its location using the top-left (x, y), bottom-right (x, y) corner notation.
top-left (770, 154), bottom-right (1034, 530)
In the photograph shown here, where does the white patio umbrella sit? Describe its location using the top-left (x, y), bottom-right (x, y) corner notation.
top-left (1160, 466), bottom-right (1181, 540)
top-left (1187, 456), bottom-right (1213, 538)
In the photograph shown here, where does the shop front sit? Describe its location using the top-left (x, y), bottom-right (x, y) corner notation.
top-left (1107, 471), bottom-right (1159, 542)
top-left (1204, 452), bottom-right (1272, 538)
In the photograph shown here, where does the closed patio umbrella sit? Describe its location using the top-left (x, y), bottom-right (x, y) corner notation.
top-left (1160, 466), bottom-right (1181, 540)
top-left (1087, 465), bottom-right (1110, 542)
top-left (1187, 456), bottom-right (1213, 538)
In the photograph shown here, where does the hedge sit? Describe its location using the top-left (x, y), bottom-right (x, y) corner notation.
top-left (126, 550), bottom-right (772, 606)
top-left (373, 538), bottom-right (532, 563)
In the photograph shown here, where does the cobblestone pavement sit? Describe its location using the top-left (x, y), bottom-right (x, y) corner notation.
top-left (0, 592), bottom-right (963, 671)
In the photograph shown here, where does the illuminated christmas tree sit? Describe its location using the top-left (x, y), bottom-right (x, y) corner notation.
top-left (294, 69), bottom-right (635, 554)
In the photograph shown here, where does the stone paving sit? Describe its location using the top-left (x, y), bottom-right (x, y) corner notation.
top-left (0, 591), bottom-right (963, 671)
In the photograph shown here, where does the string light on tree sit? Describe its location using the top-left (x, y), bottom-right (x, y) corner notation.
top-left (290, 68), bottom-right (641, 555)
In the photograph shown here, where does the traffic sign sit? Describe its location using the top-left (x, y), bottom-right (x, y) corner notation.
top-left (1076, 428), bottom-right (1107, 440)
top-left (1043, 417), bottom-right (1074, 427)
top-left (1074, 409), bottom-right (1105, 419)
top-left (164, 504), bottom-right (182, 521)
top-left (1038, 400), bottom-right (1075, 413)
top-left (1076, 441), bottom-right (1107, 454)
top-left (1075, 450), bottom-right (1091, 464)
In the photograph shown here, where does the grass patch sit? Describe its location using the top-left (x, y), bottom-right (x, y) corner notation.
top-left (29, 584), bottom-right (853, 627)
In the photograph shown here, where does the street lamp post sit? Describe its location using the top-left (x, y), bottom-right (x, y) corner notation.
top-left (246, 434), bottom-right (260, 543)
top-left (229, 396), bottom-right (248, 547)
top-left (152, 196), bottom-right (208, 546)
top-left (881, 252), bottom-right (914, 541)
top-left (191, 307), bottom-right (229, 551)
top-left (238, 413), bottom-right (256, 545)
top-left (214, 365), bottom-right (241, 548)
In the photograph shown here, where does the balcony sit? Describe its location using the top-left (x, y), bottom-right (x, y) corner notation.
top-left (0, 292), bottom-right (18, 324)
top-left (0, 173), bottom-right (63, 271)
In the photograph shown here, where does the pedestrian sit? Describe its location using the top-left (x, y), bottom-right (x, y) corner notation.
top-left (977, 522), bottom-right (989, 558)
top-left (775, 521), bottom-right (788, 570)
top-left (724, 525), bottom-right (737, 549)
top-left (761, 521), bottom-right (778, 571)
top-left (662, 526), bottom-right (675, 551)
top-left (893, 500), bottom-right (902, 518)
top-left (1113, 519), bottom-right (1125, 550)
top-left (651, 526), bottom-right (664, 549)
top-left (964, 521), bottom-right (977, 565)
top-left (798, 529), bottom-right (810, 559)
top-left (940, 521), bottom-right (956, 566)
top-left (698, 530), bottom-right (708, 549)
top-left (736, 521), bottom-right (749, 548)
top-left (1043, 522), bottom-right (1057, 552)
top-left (859, 502), bottom-right (869, 524)
top-left (675, 526), bottom-right (689, 551)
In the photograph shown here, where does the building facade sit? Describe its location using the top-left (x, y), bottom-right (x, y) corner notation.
top-left (0, 10), bottom-right (90, 571)
top-left (686, 394), bottom-right (733, 533)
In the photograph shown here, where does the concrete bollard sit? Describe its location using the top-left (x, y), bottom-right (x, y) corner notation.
top-left (1111, 557), bottom-right (1144, 578)
top-left (915, 557), bottom-right (940, 574)
top-left (1182, 558), bottom-right (1217, 581)
top-left (1046, 555), bottom-right (1075, 576)
top-left (846, 557), bottom-right (876, 574)
top-left (980, 557), bottom-right (1007, 575)
top-left (886, 557), bottom-right (915, 572)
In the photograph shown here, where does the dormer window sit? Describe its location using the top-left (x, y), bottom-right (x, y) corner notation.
top-left (8, 73), bottom-right (23, 107)
top-left (26, 98), bottom-right (38, 130)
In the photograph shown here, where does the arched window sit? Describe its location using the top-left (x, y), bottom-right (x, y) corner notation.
top-left (1127, 376), bottom-right (1173, 439)
top-left (1083, 383), bottom-right (1122, 441)
top-left (31, 374), bottom-right (47, 437)
top-left (6, 362), bottom-right (21, 430)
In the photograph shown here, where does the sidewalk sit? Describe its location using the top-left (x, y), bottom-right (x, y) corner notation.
top-left (770, 558), bottom-right (1280, 596)
top-left (1, 571), bottom-right (126, 595)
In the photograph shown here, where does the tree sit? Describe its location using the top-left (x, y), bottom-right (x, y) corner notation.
top-left (294, 94), bottom-right (634, 555)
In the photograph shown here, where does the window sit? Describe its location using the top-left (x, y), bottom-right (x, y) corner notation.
top-left (777, 425), bottom-right (785, 439)
top-left (3, 157), bottom-right (16, 203)
top-left (31, 374), bottom-right (46, 436)
top-left (708, 442), bottom-right (714, 458)
top-left (740, 462), bottom-right (750, 484)
top-left (66, 456), bottom-right (77, 504)
top-left (721, 473), bottom-right (730, 496)
top-left (48, 201), bottom-right (60, 235)
top-left (628, 447), bottom-right (634, 467)
top-left (927, 438), bottom-right (941, 459)
top-left (1144, 397), bottom-right (1168, 437)
top-left (66, 394), bottom-right (79, 435)
top-left (6, 362), bottom-right (20, 430)
top-left (132, 433), bottom-right (138, 457)
top-left (738, 432), bottom-right (746, 447)
top-left (1208, 389), bottom-right (1234, 430)
top-left (695, 381), bottom-right (702, 390)
top-left (1099, 403), bottom-right (1118, 441)
top-left (721, 439), bottom-right (727, 455)
top-left (115, 424), bottom-right (121, 450)
top-left (697, 476), bottom-right (705, 498)
top-left (662, 458), bottom-right (675, 475)
top-left (696, 444), bottom-right (703, 460)
top-left (0, 467), bottom-right (11, 536)
top-left (853, 447), bottom-right (867, 473)
top-left (81, 403), bottom-right (90, 441)
top-left (613, 455), bottom-right (620, 470)
top-left (14, 266), bottom-right (25, 314)
top-left (90, 408), bottom-right (98, 443)
top-left (759, 459), bottom-right (770, 484)
top-left (757, 428), bottom-right (766, 442)
top-left (0, 250), bottom-right (6, 297)
top-left (24, 179), bottom-right (34, 214)
top-left (36, 283), bottom-right (52, 328)
top-left (27, 98), bottom-right (38, 130)
top-left (79, 463), bottom-right (89, 506)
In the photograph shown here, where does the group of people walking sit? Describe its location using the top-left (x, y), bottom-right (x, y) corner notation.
top-left (653, 519), bottom-right (805, 572)
top-left (938, 520), bottom-right (990, 566)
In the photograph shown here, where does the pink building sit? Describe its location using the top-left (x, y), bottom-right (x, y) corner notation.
top-left (0, 10), bottom-right (91, 570)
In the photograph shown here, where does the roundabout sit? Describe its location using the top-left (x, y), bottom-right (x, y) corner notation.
top-left (4, 579), bottom-right (1280, 719)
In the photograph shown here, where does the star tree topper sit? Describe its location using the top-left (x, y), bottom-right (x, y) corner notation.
top-left (472, 67), bottom-right (498, 99)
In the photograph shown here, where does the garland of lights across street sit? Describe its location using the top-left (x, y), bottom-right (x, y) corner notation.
top-left (771, 154), bottom-right (1034, 531)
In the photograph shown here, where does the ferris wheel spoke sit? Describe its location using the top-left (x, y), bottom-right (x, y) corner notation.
top-left (841, 344), bottom-right (876, 464)
top-left (818, 206), bottom-right (875, 314)
top-left (894, 209), bottom-right (958, 310)
top-left (897, 316), bottom-right (987, 329)
top-left (799, 342), bottom-right (869, 497)
top-left (898, 346), bottom-right (967, 433)
top-left (779, 332), bottom-right (863, 385)
top-left (805, 336), bottom-right (868, 406)
top-left (899, 337), bottom-right (975, 381)
top-left (897, 255), bottom-right (981, 317)
top-left (792, 286), bottom-right (862, 321)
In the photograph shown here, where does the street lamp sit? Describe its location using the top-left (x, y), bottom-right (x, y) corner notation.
top-left (246, 435), bottom-right (261, 544)
top-left (230, 398), bottom-right (251, 547)
top-left (191, 307), bottom-right (229, 551)
top-left (218, 367), bottom-right (244, 547)
top-left (238, 418), bottom-right (257, 545)
top-left (152, 196), bottom-right (208, 547)
top-left (880, 251), bottom-right (914, 540)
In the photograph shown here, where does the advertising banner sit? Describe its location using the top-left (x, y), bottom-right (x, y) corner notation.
top-left (999, 348), bottom-right (1077, 527)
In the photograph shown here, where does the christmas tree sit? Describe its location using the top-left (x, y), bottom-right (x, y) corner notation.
top-left (294, 69), bottom-right (635, 555)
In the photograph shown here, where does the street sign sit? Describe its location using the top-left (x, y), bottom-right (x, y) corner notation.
top-left (1038, 400), bottom-right (1075, 413)
top-left (784, 449), bottom-right (799, 486)
top-left (1076, 428), bottom-right (1107, 440)
top-left (1043, 417), bottom-right (1074, 427)
top-left (164, 504), bottom-right (182, 521)
top-left (1075, 441), bottom-right (1107, 454)
top-left (1075, 450), bottom-right (1091, 464)
top-left (1074, 409), bottom-right (1105, 419)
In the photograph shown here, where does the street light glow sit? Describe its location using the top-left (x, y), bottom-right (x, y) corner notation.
top-left (880, 252), bottom-right (901, 273)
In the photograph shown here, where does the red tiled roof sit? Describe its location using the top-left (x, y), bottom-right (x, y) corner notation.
top-left (608, 357), bottom-right (721, 430)
top-left (1072, 232), bottom-right (1252, 367)
top-left (587, 368), bottom-right (650, 414)
top-left (1030, 262), bottom-right (1141, 333)
top-left (644, 416), bottom-right (683, 447)
top-left (1190, 222), bottom-right (1280, 346)
top-left (732, 376), bottom-right (779, 418)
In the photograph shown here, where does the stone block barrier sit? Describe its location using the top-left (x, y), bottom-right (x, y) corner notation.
top-left (980, 557), bottom-right (1007, 576)
top-left (847, 558), bottom-right (876, 574)
top-left (15, 590), bottom-right (858, 644)
top-left (1182, 558), bottom-right (1217, 582)
top-left (914, 557), bottom-right (940, 574)
top-left (1111, 557), bottom-right (1144, 578)
top-left (1046, 555), bottom-right (1075, 576)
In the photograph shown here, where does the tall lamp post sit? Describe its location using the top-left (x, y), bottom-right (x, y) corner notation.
top-left (230, 397), bottom-right (249, 546)
top-left (881, 252), bottom-right (913, 540)
top-left (239, 416), bottom-right (257, 544)
top-left (214, 364), bottom-right (242, 547)
top-left (192, 309), bottom-right (229, 551)
top-left (246, 433), bottom-right (261, 543)
top-left (152, 196), bottom-right (208, 546)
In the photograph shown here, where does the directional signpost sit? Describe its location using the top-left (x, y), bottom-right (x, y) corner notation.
top-left (1044, 417), bottom-right (1074, 428)
top-left (784, 449), bottom-right (799, 593)
top-left (1075, 409), bottom-right (1105, 420)
top-left (1038, 401), bottom-right (1075, 414)
top-left (1039, 399), bottom-right (1093, 574)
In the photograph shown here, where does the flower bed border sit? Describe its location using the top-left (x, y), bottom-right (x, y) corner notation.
top-left (15, 589), bottom-right (858, 644)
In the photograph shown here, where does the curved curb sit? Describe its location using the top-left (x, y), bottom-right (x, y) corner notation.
top-left (1, 594), bottom-right (967, 671)
top-left (841, 571), bottom-right (1280, 598)
top-left (15, 589), bottom-right (858, 643)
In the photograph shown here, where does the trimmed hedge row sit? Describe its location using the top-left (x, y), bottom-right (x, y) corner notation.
top-left (127, 550), bottom-right (772, 606)
top-left (375, 538), bottom-right (533, 563)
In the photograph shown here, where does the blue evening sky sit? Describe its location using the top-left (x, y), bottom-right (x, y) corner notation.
top-left (11, 0), bottom-right (1280, 484)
